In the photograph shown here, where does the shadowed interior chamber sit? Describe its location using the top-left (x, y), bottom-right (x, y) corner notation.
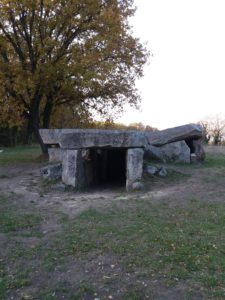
top-left (185, 139), bottom-right (195, 153)
top-left (87, 148), bottom-right (126, 187)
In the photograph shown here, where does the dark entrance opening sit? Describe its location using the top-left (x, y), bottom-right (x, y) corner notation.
top-left (106, 149), bottom-right (126, 185)
top-left (185, 139), bottom-right (195, 154)
top-left (88, 148), bottom-right (126, 187)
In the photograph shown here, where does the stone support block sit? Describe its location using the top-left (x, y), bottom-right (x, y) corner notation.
top-left (126, 148), bottom-right (144, 191)
top-left (48, 148), bottom-right (62, 162)
top-left (192, 139), bottom-right (205, 161)
top-left (62, 150), bottom-right (84, 188)
top-left (41, 163), bottom-right (62, 180)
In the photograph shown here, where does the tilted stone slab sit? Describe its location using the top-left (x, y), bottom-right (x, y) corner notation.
top-left (145, 123), bottom-right (203, 146)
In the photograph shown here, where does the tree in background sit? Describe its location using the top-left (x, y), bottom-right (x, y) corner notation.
top-left (210, 117), bottom-right (225, 145)
top-left (127, 122), bottom-right (158, 131)
top-left (0, 89), bottom-right (25, 146)
top-left (200, 116), bottom-right (225, 145)
top-left (0, 0), bottom-right (148, 153)
top-left (51, 111), bottom-right (158, 132)
top-left (199, 121), bottom-right (211, 144)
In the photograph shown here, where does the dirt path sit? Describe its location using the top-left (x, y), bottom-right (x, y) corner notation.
top-left (1, 160), bottom-right (224, 217)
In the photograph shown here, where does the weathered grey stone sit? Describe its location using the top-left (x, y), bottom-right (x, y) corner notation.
top-left (132, 181), bottom-right (144, 191)
top-left (40, 129), bottom-right (146, 149)
top-left (41, 163), bottom-right (62, 180)
top-left (145, 124), bottom-right (203, 146)
top-left (40, 124), bottom-right (204, 150)
top-left (39, 123), bottom-right (204, 191)
top-left (62, 150), bottom-right (85, 188)
top-left (144, 145), bottom-right (165, 162)
top-left (48, 148), bottom-right (62, 162)
top-left (145, 165), bottom-right (158, 175)
top-left (59, 130), bottom-right (146, 149)
top-left (126, 148), bottom-right (144, 191)
top-left (157, 166), bottom-right (167, 177)
top-left (145, 141), bottom-right (190, 163)
top-left (39, 129), bottom-right (75, 145)
top-left (54, 183), bottom-right (66, 191)
top-left (190, 153), bottom-right (197, 163)
top-left (192, 139), bottom-right (205, 162)
top-left (160, 141), bottom-right (191, 163)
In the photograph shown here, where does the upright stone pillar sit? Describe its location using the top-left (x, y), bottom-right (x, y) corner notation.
top-left (62, 150), bottom-right (84, 188)
top-left (126, 148), bottom-right (144, 191)
top-left (48, 148), bottom-right (62, 162)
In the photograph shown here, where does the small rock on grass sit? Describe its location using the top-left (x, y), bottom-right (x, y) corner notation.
top-left (145, 165), bottom-right (158, 175)
top-left (158, 166), bottom-right (167, 177)
top-left (132, 181), bottom-right (144, 191)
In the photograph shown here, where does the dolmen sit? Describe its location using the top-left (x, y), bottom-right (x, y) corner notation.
top-left (39, 123), bottom-right (204, 191)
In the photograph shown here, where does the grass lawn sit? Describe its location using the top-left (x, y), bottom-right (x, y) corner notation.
top-left (0, 145), bottom-right (42, 164)
top-left (0, 145), bottom-right (225, 299)
top-left (1, 195), bottom-right (225, 298)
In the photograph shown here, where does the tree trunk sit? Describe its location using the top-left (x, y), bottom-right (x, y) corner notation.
top-left (43, 98), bottom-right (53, 129)
top-left (25, 117), bottom-right (33, 144)
top-left (32, 104), bottom-right (48, 154)
top-left (27, 92), bottom-right (48, 154)
top-left (34, 125), bottom-right (48, 154)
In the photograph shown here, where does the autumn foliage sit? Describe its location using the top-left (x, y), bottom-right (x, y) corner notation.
top-left (0, 0), bottom-right (148, 152)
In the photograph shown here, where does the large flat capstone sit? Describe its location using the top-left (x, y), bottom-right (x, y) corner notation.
top-left (40, 129), bottom-right (147, 149)
top-left (40, 124), bottom-right (203, 150)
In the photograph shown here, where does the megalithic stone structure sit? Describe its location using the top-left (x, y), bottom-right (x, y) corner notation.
top-left (39, 123), bottom-right (204, 191)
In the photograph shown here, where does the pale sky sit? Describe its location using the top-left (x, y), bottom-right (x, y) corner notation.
top-left (118, 0), bottom-right (225, 130)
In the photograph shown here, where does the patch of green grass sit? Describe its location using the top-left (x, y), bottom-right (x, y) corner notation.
top-left (38, 282), bottom-right (95, 300)
top-left (144, 167), bottom-right (190, 187)
top-left (72, 282), bottom-right (95, 300)
top-left (0, 261), bottom-right (7, 299)
top-left (0, 278), bottom-right (7, 299)
top-left (203, 153), bottom-right (225, 168)
top-left (0, 211), bottom-right (42, 233)
top-left (122, 286), bottom-right (145, 300)
top-left (0, 196), bottom-right (42, 234)
top-left (0, 145), bottom-right (42, 164)
top-left (5, 269), bottom-right (32, 289)
top-left (1, 169), bottom-right (225, 299)
top-left (42, 249), bottom-right (66, 271)
top-left (51, 201), bottom-right (225, 297)
top-left (0, 263), bottom-right (32, 299)
top-left (0, 196), bottom-right (42, 298)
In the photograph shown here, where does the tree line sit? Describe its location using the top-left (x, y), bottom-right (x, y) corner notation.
top-left (0, 116), bottom-right (158, 147)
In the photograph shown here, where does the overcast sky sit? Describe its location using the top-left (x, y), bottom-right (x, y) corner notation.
top-left (118, 0), bottom-right (225, 129)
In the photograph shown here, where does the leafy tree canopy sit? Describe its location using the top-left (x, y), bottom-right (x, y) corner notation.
top-left (0, 0), bottom-right (149, 152)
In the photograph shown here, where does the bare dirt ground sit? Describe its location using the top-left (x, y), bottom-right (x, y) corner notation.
top-left (1, 157), bottom-right (223, 217)
top-left (1, 146), bottom-right (225, 299)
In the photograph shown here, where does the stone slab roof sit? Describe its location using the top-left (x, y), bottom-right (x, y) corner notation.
top-left (39, 123), bottom-right (203, 149)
